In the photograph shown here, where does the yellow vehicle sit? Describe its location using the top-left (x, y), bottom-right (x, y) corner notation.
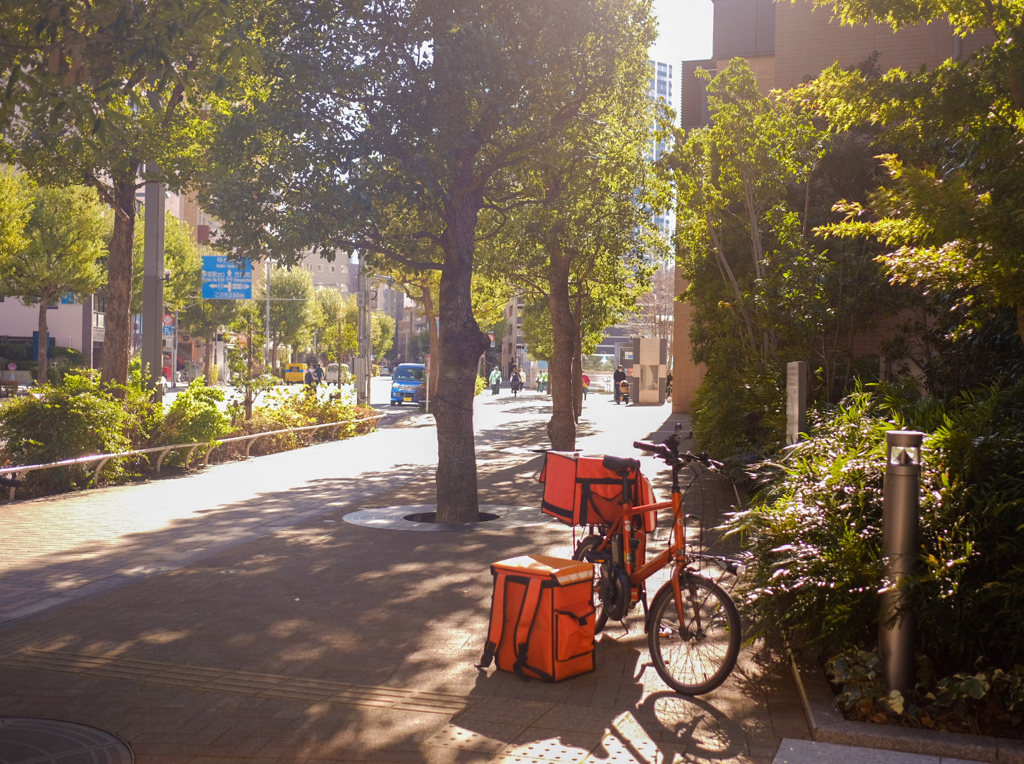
top-left (283, 363), bottom-right (307, 384)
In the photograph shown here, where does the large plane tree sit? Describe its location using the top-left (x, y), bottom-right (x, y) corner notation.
top-left (202, 0), bottom-right (656, 521)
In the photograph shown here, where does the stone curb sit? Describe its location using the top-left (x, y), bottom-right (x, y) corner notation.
top-left (789, 653), bottom-right (1024, 763)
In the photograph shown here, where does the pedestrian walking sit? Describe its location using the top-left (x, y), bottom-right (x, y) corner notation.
top-left (510, 367), bottom-right (523, 397)
top-left (488, 366), bottom-right (502, 395)
top-left (304, 364), bottom-right (316, 394)
top-left (582, 373), bottom-right (590, 401)
top-left (613, 365), bottom-right (626, 404)
top-left (313, 363), bottom-right (324, 386)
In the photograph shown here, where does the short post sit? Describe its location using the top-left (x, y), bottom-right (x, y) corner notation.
top-left (879, 430), bottom-right (924, 694)
top-left (786, 361), bottom-right (807, 445)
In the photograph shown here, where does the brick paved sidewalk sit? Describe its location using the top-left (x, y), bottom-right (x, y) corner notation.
top-left (0, 396), bottom-right (811, 763)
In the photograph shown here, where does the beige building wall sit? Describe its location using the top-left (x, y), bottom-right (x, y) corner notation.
top-left (775, 1), bottom-right (994, 89)
top-left (722, 53), bottom-right (775, 93)
top-left (671, 273), bottom-right (705, 415)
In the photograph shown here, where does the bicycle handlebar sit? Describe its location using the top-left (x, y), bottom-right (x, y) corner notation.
top-left (632, 440), bottom-right (722, 470)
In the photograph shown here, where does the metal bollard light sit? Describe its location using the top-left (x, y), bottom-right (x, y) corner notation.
top-left (879, 430), bottom-right (924, 694)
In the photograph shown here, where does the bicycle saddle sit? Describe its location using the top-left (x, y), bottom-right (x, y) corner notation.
top-left (602, 455), bottom-right (640, 474)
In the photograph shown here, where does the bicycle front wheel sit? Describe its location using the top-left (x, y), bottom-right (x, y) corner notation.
top-left (648, 573), bottom-right (741, 695)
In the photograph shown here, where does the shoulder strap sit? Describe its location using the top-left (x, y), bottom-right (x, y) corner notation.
top-left (512, 577), bottom-right (544, 678)
top-left (477, 573), bottom-right (508, 669)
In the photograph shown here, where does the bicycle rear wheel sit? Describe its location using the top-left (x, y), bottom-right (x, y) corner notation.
top-left (573, 535), bottom-right (609, 634)
top-left (648, 573), bottom-right (740, 695)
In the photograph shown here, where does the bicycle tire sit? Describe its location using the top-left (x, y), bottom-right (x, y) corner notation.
top-left (573, 535), bottom-right (609, 634)
top-left (647, 573), bottom-right (741, 695)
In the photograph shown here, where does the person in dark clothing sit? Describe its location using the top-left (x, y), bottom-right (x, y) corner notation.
top-left (613, 365), bottom-right (627, 404)
top-left (304, 365), bottom-right (315, 393)
top-left (313, 363), bottom-right (324, 386)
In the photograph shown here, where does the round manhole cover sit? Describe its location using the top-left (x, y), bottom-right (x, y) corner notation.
top-left (0, 718), bottom-right (134, 763)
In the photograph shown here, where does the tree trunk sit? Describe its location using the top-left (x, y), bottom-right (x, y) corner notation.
top-left (547, 251), bottom-right (576, 451)
top-left (37, 296), bottom-right (50, 385)
top-left (433, 185), bottom-right (489, 523)
top-left (101, 176), bottom-right (138, 389)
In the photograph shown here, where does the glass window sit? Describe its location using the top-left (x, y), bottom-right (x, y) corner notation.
top-left (394, 366), bottom-right (425, 381)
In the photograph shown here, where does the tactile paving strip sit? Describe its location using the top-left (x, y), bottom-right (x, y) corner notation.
top-left (0, 649), bottom-right (470, 715)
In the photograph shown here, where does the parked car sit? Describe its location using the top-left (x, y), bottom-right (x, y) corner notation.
top-left (283, 363), bottom-right (306, 384)
top-left (390, 363), bottom-right (426, 406)
top-left (325, 362), bottom-right (350, 385)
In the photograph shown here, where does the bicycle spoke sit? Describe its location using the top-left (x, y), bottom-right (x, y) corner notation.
top-left (648, 574), bottom-right (740, 695)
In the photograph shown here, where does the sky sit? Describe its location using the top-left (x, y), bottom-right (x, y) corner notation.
top-left (649, 0), bottom-right (714, 69)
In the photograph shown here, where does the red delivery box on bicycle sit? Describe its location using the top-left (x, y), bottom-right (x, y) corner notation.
top-left (538, 451), bottom-right (657, 531)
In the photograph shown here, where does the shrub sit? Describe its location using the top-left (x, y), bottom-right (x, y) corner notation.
top-left (827, 649), bottom-right (1024, 737)
top-left (153, 380), bottom-right (230, 465)
top-left (0, 343), bottom-right (29, 362)
top-left (48, 346), bottom-right (87, 386)
top-left (475, 375), bottom-right (487, 396)
top-left (729, 382), bottom-right (1024, 675)
top-left (728, 390), bottom-right (889, 657)
top-left (692, 367), bottom-right (785, 467)
top-left (219, 404), bottom-right (314, 458)
top-left (0, 374), bottom-right (132, 493)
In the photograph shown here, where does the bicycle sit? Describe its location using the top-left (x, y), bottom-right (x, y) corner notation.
top-left (571, 430), bottom-right (742, 695)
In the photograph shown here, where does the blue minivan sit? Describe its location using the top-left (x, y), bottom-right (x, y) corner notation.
top-left (390, 363), bottom-right (426, 406)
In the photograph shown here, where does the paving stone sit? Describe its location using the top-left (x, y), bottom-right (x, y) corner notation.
top-left (0, 401), bottom-right (824, 764)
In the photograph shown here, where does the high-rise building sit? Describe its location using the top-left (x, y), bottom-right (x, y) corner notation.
top-left (648, 59), bottom-right (675, 237)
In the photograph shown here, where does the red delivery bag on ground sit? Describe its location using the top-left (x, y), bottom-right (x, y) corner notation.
top-left (477, 555), bottom-right (596, 682)
top-left (538, 451), bottom-right (656, 531)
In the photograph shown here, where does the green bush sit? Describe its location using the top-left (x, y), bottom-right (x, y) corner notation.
top-left (692, 368), bottom-right (785, 467)
top-left (827, 648), bottom-right (1024, 736)
top-left (48, 346), bottom-right (87, 386)
top-left (153, 380), bottom-right (230, 466)
top-left (475, 375), bottom-right (487, 396)
top-left (220, 404), bottom-right (314, 458)
top-left (0, 343), bottom-right (29, 362)
top-left (729, 382), bottom-right (1024, 674)
top-left (0, 374), bottom-right (132, 493)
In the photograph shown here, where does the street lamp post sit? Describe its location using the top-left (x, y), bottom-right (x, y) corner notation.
top-left (880, 430), bottom-right (924, 694)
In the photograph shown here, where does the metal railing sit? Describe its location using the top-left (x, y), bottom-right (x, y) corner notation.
top-left (0, 412), bottom-right (386, 501)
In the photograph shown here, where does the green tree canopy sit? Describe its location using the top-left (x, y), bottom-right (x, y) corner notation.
top-left (201, 0), bottom-right (656, 519)
top-left (672, 58), bottom-right (897, 456)
top-left (0, 0), bottom-right (258, 389)
top-left (0, 170), bottom-right (30, 260)
top-left (482, 55), bottom-right (669, 447)
top-left (801, 39), bottom-right (1024, 348)
top-left (0, 176), bottom-right (107, 384)
top-left (314, 288), bottom-right (355, 363)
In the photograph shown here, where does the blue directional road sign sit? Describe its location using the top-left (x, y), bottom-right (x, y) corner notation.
top-left (202, 256), bottom-right (253, 299)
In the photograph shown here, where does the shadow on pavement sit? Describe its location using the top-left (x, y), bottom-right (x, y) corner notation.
top-left (0, 401), bottom-right (801, 763)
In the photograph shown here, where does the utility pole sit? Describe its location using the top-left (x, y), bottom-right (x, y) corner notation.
top-left (356, 263), bottom-right (369, 405)
top-left (264, 258), bottom-right (272, 372)
top-left (142, 165), bottom-right (165, 401)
